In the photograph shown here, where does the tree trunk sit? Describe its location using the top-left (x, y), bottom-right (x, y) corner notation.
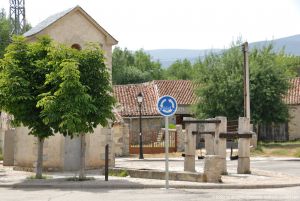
top-left (36, 137), bottom-right (44, 179)
top-left (79, 133), bottom-right (86, 180)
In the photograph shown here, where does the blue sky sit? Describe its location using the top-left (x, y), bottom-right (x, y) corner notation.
top-left (1, 0), bottom-right (300, 50)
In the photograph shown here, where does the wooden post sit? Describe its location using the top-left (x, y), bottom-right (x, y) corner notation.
top-left (243, 42), bottom-right (250, 119)
top-left (238, 117), bottom-right (251, 174)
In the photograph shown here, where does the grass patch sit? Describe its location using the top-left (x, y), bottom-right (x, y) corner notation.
top-left (66, 177), bottom-right (95, 181)
top-left (109, 169), bottom-right (128, 177)
top-left (293, 148), bottom-right (300, 158)
top-left (270, 149), bottom-right (290, 156)
top-left (27, 175), bottom-right (53, 179)
top-left (251, 140), bottom-right (300, 157)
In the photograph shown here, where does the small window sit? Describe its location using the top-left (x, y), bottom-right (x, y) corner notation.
top-left (71, 43), bottom-right (82, 50)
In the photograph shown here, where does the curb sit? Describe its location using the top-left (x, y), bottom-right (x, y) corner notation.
top-left (1, 181), bottom-right (300, 189)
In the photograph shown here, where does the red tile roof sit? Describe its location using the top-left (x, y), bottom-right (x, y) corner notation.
top-left (113, 82), bottom-right (159, 117)
top-left (154, 80), bottom-right (198, 104)
top-left (113, 80), bottom-right (197, 117)
top-left (285, 77), bottom-right (300, 105)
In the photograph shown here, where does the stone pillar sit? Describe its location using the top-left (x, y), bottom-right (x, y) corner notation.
top-left (175, 124), bottom-right (184, 152)
top-left (238, 117), bottom-right (251, 174)
top-left (184, 119), bottom-right (196, 172)
top-left (214, 116), bottom-right (227, 175)
top-left (204, 120), bottom-right (215, 155)
top-left (203, 155), bottom-right (222, 183)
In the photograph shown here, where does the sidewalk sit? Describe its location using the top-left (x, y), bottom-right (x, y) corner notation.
top-left (1, 158), bottom-right (300, 189)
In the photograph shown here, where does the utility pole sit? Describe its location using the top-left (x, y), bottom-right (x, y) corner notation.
top-left (242, 42), bottom-right (250, 119)
top-left (9, 0), bottom-right (26, 35)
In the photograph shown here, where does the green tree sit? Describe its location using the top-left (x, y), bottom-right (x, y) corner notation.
top-left (37, 43), bottom-right (115, 179)
top-left (0, 36), bottom-right (53, 178)
top-left (112, 47), bottom-right (163, 84)
top-left (165, 59), bottom-right (194, 80)
top-left (0, 9), bottom-right (11, 58)
top-left (194, 42), bottom-right (300, 124)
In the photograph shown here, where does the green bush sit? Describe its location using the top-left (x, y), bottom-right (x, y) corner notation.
top-left (109, 169), bottom-right (128, 177)
top-left (169, 123), bottom-right (176, 129)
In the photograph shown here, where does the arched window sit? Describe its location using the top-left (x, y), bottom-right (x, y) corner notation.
top-left (71, 43), bottom-right (82, 50)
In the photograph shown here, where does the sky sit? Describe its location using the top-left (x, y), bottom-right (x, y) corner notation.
top-left (1, 0), bottom-right (300, 50)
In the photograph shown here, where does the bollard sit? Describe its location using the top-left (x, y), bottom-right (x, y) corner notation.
top-left (105, 144), bottom-right (109, 181)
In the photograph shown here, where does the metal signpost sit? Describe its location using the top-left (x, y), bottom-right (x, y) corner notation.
top-left (157, 95), bottom-right (177, 189)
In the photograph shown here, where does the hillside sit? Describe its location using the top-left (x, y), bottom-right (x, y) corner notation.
top-left (146, 34), bottom-right (300, 68)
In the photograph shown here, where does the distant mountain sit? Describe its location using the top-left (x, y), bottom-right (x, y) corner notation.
top-left (145, 49), bottom-right (222, 68)
top-left (146, 34), bottom-right (300, 68)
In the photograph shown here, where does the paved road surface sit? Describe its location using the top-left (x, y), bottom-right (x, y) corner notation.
top-left (116, 157), bottom-right (300, 177)
top-left (0, 187), bottom-right (299, 201)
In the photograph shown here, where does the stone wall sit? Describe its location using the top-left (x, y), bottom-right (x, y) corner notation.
top-left (112, 123), bottom-right (129, 157)
top-left (288, 105), bottom-right (300, 140)
top-left (124, 117), bottom-right (164, 135)
top-left (10, 124), bottom-right (114, 171)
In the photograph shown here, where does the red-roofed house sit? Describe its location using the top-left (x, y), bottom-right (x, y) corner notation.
top-left (113, 80), bottom-right (197, 134)
top-left (114, 78), bottom-right (300, 141)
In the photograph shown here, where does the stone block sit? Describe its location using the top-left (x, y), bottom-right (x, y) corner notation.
top-left (203, 155), bottom-right (223, 182)
top-left (237, 157), bottom-right (251, 174)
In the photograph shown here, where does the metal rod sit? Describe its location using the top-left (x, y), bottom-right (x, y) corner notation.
top-left (105, 144), bottom-right (109, 181)
top-left (139, 103), bottom-right (144, 159)
top-left (165, 116), bottom-right (169, 189)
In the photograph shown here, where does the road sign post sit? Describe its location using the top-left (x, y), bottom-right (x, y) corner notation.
top-left (157, 95), bottom-right (177, 189)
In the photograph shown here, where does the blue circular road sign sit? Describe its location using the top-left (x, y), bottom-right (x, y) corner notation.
top-left (157, 95), bottom-right (177, 117)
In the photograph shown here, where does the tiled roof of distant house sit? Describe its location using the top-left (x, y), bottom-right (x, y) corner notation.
top-left (113, 80), bottom-right (198, 117)
top-left (113, 82), bottom-right (159, 117)
top-left (285, 77), bottom-right (300, 105)
top-left (154, 80), bottom-right (198, 105)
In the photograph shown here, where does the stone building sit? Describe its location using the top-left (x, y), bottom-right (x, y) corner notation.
top-left (285, 77), bottom-right (300, 140)
top-left (0, 6), bottom-right (118, 170)
top-left (113, 80), bottom-right (197, 153)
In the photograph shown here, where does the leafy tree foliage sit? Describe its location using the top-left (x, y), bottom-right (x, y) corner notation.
top-left (0, 36), bottom-right (53, 178)
top-left (194, 42), bottom-right (300, 124)
top-left (37, 43), bottom-right (115, 179)
top-left (165, 59), bottom-right (194, 80)
top-left (112, 47), bottom-right (163, 84)
top-left (0, 9), bottom-right (11, 58)
top-left (0, 36), bottom-right (115, 179)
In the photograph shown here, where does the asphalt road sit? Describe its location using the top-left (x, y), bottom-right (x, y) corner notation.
top-left (0, 187), bottom-right (299, 201)
top-left (116, 157), bottom-right (300, 177)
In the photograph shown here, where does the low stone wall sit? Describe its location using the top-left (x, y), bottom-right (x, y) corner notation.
top-left (9, 125), bottom-right (114, 171)
top-left (110, 168), bottom-right (212, 183)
